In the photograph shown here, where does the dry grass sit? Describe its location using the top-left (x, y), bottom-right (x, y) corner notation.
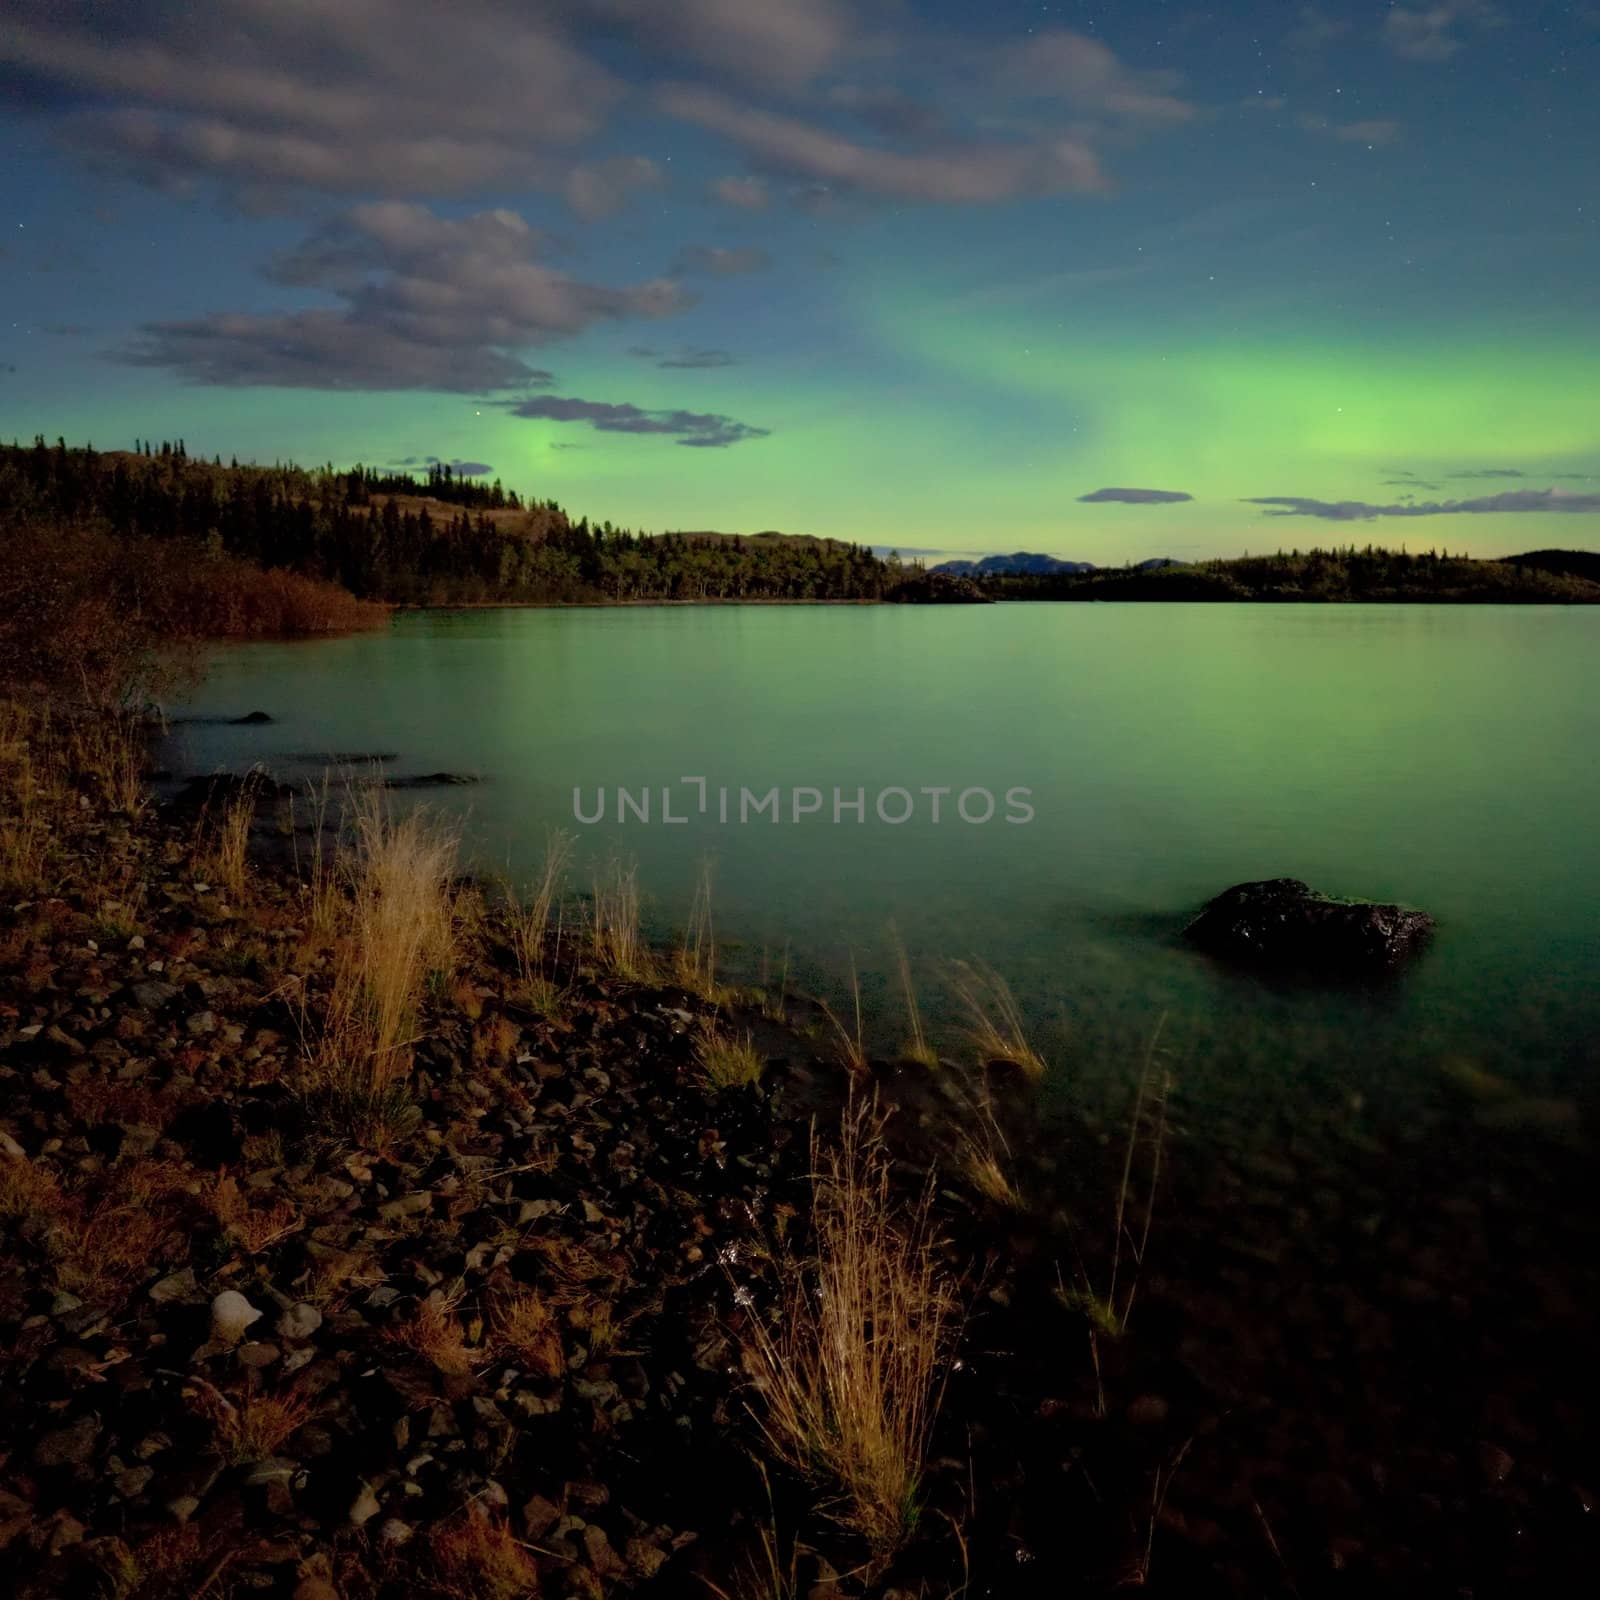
top-left (63, 709), bottom-right (148, 816)
top-left (743, 1097), bottom-right (957, 1553)
top-left (387, 1288), bottom-right (480, 1377)
top-left (202, 782), bottom-right (257, 900)
top-left (673, 857), bottom-right (728, 1000)
top-left (757, 943), bottom-right (791, 1023)
top-left (889, 924), bottom-right (938, 1068)
top-left (189, 1379), bottom-right (319, 1463)
top-left (939, 1068), bottom-right (1022, 1211)
top-left (512, 829), bottom-right (574, 985)
top-left (489, 1289), bottom-right (566, 1380)
top-left (817, 956), bottom-right (868, 1075)
top-left (205, 1172), bottom-right (302, 1254)
top-left (426, 1512), bottom-right (541, 1600)
top-left (589, 858), bottom-right (655, 981)
top-left (0, 701), bottom-right (53, 893)
top-left (307, 788), bottom-right (457, 1139)
top-left (695, 1019), bottom-right (766, 1091)
top-left (1058, 1017), bottom-right (1172, 1354)
top-left (945, 959), bottom-right (1045, 1077)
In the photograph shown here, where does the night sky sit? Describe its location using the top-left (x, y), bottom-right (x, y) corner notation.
top-left (2, 2), bottom-right (1596, 562)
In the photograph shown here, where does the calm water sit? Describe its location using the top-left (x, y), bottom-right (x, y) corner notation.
top-left (167, 604), bottom-right (1600, 1118)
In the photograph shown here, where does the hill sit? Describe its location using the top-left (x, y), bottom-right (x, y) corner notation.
top-left (1500, 549), bottom-right (1600, 584)
top-left (0, 437), bottom-right (900, 609)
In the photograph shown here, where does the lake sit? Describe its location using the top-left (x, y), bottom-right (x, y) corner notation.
top-left (165, 602), bottom-right (1600, 1124)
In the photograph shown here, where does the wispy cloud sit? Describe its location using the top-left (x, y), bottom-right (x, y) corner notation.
top-left (1383, 1), bottom-right (1502, 61)
top-left (1447, 468), bottom-right (1525, 479)
top-left (113, 203), bottom-right (684, 391)
top-left (628, 345), bottom-right (739, 368)
top-left (671, 244), bottom-right (772, 276)
top-left (1078, 486), bottom-right (1194, 504)
top-left (506, 394), bottom-right (770, 448)
top-left (1245, 487), bottom-right (1600, 519)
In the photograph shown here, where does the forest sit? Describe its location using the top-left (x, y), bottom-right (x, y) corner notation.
top-left (0, 437), bottom-right (899, 607)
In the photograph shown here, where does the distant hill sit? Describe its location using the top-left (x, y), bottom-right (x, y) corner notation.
top-left (1501, 549), bottom-right (1600, 584)
top-left (932, 553), bottom-right (1183, 576)
top-left (932, 552), bottom-right (1095, 576)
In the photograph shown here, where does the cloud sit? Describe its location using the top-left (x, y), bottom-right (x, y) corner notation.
top-left (1244, 488), bottom-right (1600, 519)
top-left (1004, 31), bottom-right (1196, 124)
top-left (1286, 6), bottom-right (1351, 51)
top-left (1447, 468), bottom-right (1525, 478)
top-left (506, 394), bottom-right (769, 447)
top-left (1383, 2), bottom-right (1502, 62)
top-left (1298, 114), bottom-right (1403, 146)
top-left (630, 345), bottom-right (739, 369)
top-left (659, 84), bottom-right (1108, 204)
top-left (709, 175), bottom-right (769, 209)
top-left (564, 155), bottom-right (665, 221)
top-left (1382, 478), bottom-right (1441, 489)
top-left (1078, 487), bottom-right (1194, 504)
top-left (5, 1), bottom-right (623, 202)
top-left (671, 244), bottom-right (772, 276)
top-left (579, 0), bottom-right (851, 92)
top-left (829, 86), bottom-right (946, 139)
top-left (113, 202), bottom-right (687, 391)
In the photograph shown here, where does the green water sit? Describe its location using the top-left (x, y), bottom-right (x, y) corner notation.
top-left (169, 603), bottom-right (1600, 1114)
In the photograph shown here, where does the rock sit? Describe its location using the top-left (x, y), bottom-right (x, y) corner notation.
top-left (382, 771), bottom-right (480, 789)
top-left (114, 1465), bottom-right (155, 1498)
top-left (291, 1583), bottom-right (342, 1600)
top-left (229, 711), bottom-right (275, 725)
top-left (237, 1341), bottom-right (280, 1369)
top-left (1184, 878), bottom-right (1433, 974)
top-left (33, 1415), bottom-right (100, 1468)
top-left (349, 1482), bottom-right (382, 1526)
top-left (276, 1303), bottom-right (322, 1341)
top-left (186, 1011), bottom-right (218, 1036)
top-left (379, 1518), bottom-right (413, 1545)
top-left (211, 1289), bottom-right (264, 1343)
top-left (131, 981), bottom-right (179, 1011)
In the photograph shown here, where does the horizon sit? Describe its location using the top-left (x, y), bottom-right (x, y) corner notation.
top-left (3, 2), bottom-right (1597, 561)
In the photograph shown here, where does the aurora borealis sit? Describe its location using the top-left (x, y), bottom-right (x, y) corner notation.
top-left (2, 2), bottom-right (1595, 563)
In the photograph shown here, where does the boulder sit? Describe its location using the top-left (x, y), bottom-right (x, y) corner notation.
top-left (1184, 878), bottom-right (1433, 974)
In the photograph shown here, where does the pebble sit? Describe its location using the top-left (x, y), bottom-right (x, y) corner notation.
top-left (276, 1302), bottom-right (323, 1341)
top-left (211, 1289), bottom-right (264, 1342)
top-left (33, 1414), bottom-right (100, 1468)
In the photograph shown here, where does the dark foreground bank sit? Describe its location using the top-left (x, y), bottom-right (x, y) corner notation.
top-left (1, 711), bottom-right (1597, 1599)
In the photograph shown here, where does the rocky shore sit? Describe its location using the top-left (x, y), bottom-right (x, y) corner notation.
top-left (2, 727), bottom-right (1598, 1597)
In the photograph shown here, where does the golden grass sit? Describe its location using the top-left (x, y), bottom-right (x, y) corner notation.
top-left (205, 1172), bottom-right (302, 1254)
top-left (387, 1288), bottom-right (479, 1377)
top-left (941, 1070), bottom-right (1022, 1211)
top-left (201, 779), bottom-right (258, 899)
top-left (1057, 1017), bottom-right (1172, 1351)
top-left (817, 956), bottom-right (868, 1074)
top-left (945, 958), bottom-right (1045, 1077)
top-left (889, 923), bottom-right (938, 1067)
top-left (512, 829), bottom-right (574, 985)
top-left (589, 858), bottom-right (655, 981)
top-left (189, 1381), bottom-right (319, 1463)
top-left (426, 1513), bottom-right (541, 1600)
top-left (489, 1289), bottom-right (566, 1380)
top-left (743, 1097), bottom-right (956, 1553)
top-left (0, 701), bottom-right (52, 893)
top-left (673, 857), bottom-right (728, 1000)
top-left (695, 1019), bottom-right (766, 1091)
top-left (307, 788), bottom-right (457, 1137)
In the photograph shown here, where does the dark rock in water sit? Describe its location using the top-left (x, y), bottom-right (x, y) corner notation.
top-left (1184, 878), bottom-right (1433, 974)
top-left (229, 710), bottom-right (275, 725)
top-left (171, 771), bottom-right (293, 809)
top-left (383, 771), bottom-right (481, 789)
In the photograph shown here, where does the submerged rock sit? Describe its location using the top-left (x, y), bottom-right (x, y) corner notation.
top-left (1184, 878), bottom-right (1433, 974)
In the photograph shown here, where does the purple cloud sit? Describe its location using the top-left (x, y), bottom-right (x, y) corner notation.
top-left (1078, 487), bottom-right (1194, 504)
top-left (507, 394), bottom-right (769, 448)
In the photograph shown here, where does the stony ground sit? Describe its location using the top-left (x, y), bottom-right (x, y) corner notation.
top-left (3, 762), bottom-right (1598, 1598)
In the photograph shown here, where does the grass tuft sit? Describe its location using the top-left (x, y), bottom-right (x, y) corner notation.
top-left (946, 958), bottom-right (1045, 1077)
top-left (743, 1096), bottom-right (957, 1553)
top-left (695, 1019), bottom-right (766, 1091)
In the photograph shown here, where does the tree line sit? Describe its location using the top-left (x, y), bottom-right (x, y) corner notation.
top-left (0, 437), bottom-right (901, 606)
